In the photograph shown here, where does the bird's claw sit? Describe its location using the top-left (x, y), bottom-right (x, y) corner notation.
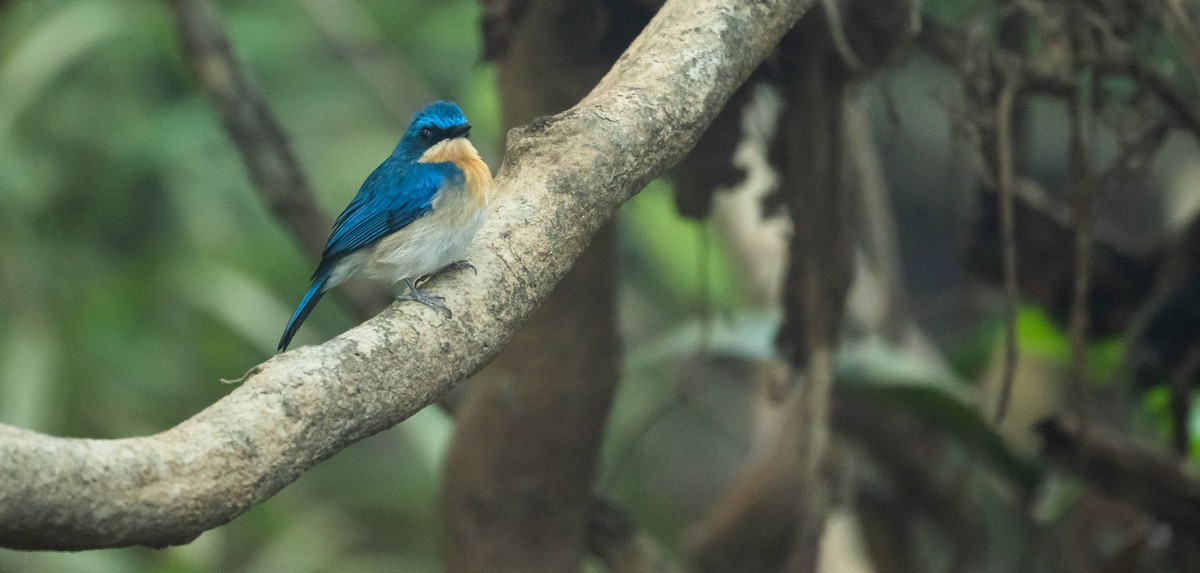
top-left (398, 289), bottom-right (452, 318)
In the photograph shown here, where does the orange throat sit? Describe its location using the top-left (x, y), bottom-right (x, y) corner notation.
top-left (417, 137), bottom-right (494, 206)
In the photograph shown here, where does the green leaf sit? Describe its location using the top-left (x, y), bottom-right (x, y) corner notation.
top-left (1010, 306), bottom-right (1127, 383)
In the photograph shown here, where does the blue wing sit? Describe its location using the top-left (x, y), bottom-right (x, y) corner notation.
top-left (313, 160), bottom-right (447, 279)
top-left (279, 159), bottom-right (451, 352)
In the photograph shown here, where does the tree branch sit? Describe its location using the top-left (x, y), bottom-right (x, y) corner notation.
top-left (0, 0), bottom-right (814, 551)
top-left (1037, 418), bottom-right (1200, 535)
top-left (1066, 91), bottom-right (1093, 432)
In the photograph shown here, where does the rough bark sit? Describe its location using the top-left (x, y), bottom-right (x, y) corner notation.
top-left (0, 0), bottom-right (815, 551)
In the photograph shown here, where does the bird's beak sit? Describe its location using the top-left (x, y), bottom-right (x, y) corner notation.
top-left (449, 124), bottom-right (472, 139)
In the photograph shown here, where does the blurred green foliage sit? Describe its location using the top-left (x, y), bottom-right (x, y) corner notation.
top-left (922, 0), bottom-right (996, 28)
top-left (0, 0), bottom-right (484, 570)
top-left (839, 340), bottom-right (1042, 490)
top-left (948, 306), bottom-right (1126, 385)
top-left (3, 0), bottom-right (1198, 571)
top-left (620, 180), bottom-right (744, 314)
top-left (1012, 306), bottom-right (1125, 383)
top-left (1142, 386), bottom-right (1200, 460)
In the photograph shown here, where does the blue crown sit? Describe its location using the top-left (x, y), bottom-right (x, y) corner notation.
top-left (410, 101), bottom-right (467, 132)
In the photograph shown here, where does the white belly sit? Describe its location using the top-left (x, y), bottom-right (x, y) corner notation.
top-left (365, 207), bottom-right (486, 283)
top-left (328, 188), bottom-right (488, 288)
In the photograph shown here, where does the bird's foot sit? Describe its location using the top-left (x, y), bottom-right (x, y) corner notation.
top-left (399, 284), bottom-right (452, 318)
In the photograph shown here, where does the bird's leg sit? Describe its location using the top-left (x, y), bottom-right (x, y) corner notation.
top-left (433, 259), bottom-right (476, 277)
top-left (398, 278), bottom-right (452, 318)
top-left (413, 260), bottom-right (475, 289)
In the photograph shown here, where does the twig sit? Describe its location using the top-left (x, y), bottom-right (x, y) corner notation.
top-left (0, 0), bottom-right (816, 551)
top-left (994, 70), bottom-right (1021, 422)
top-left (1067, 93), bottom-right (1093, 434)
top-left (920, 14), bottom-right (1200, 144)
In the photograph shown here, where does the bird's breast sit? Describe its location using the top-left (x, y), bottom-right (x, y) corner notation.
top-left (417, 138), bottom-right (495, 207)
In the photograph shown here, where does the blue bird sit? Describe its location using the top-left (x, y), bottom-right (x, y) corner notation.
top-left (278, 101), bottom-right (495, 351)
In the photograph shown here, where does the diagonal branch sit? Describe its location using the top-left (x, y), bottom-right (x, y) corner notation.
top-left (168, 0), bottom-right (388, 321)
top-left (168, 0), bottom-right (327, 258)
top-left (1037, 418), bottom-right (1200, 534)
top-left (0, 0), bottom-right (814, 551)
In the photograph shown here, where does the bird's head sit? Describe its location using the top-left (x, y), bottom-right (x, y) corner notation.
top-left (399, 101), bottom-right (472, 158)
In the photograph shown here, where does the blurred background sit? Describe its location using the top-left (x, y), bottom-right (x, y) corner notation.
top-left (1, 1), bottom-right (492, 570)
top-left (3, 0), bottom-right (1200, 571)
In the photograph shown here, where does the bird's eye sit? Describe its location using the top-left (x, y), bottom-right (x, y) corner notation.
top-left (419, 127), bottom-right (434, 143)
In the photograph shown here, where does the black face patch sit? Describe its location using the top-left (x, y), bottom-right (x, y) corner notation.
top-left (417, 123), bottom-right (471, 146)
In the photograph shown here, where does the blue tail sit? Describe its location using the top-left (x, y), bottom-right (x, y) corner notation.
top-left (278, 276), bottom-right (329, 352)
